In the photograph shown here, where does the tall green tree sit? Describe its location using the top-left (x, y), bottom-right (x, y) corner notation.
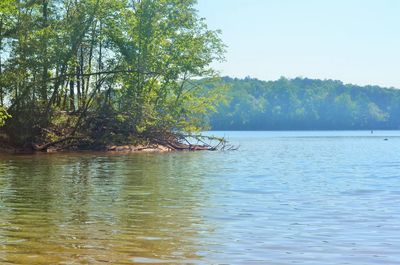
top-left (0, 0), bottom-right (225, 148)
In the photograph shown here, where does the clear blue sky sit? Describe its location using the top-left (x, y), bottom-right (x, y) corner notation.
top-left (196, 0), bottom-right (400, 88)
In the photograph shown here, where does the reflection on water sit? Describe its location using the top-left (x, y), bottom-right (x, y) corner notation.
top-left (0, 153), bottom-right (215, 264)
top-left (1, 131), bottom-right (400, 264)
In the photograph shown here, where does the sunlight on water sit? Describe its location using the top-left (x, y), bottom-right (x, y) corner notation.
top-left (1, 131), bottom-right (400, 264)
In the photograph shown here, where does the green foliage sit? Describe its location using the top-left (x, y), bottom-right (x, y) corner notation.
top-left (0, 108), bottom-right (10, 127)
top-left (0, 0), bottom-right (224, 146)
top-left (210, 77), bottom-right (400, 130)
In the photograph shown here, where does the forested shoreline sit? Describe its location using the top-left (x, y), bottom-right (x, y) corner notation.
top-left (0, 0), bottom-right (225, 152)
top-left (2, 1), bottom-right (400, 153)
top-left (209, 77), bottom-right (400, 130)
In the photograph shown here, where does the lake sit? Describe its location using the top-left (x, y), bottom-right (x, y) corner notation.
top-left (1, 131), bottom-right (400, 264)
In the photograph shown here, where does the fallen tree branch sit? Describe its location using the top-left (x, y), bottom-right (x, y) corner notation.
top-left (32, 136), bottom-right (83, 151)
top-left (149, 131), bottom-right (236, 151)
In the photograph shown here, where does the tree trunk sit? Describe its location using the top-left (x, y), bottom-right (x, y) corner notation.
top-left (76, 64), bottom-right (81, 109)
top-left (0, 19), bottom-right (3, 106)
top-left (41, 0), bottom-right (48, 101)
top-left (69, 78), bottom-right (75, 112)
top-left (80, 45), bottom-right (85, 107)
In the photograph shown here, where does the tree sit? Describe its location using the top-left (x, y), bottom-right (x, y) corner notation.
top-left (0, 0), bottom-right (225, 149)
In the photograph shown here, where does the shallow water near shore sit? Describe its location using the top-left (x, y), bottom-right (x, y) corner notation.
top-left (1, 131), bottom-right (400, 264)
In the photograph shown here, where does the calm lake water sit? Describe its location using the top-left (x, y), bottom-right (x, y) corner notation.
top-left (1, 131), bottom-right (400, 264)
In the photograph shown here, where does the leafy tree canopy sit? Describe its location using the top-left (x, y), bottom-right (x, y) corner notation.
top-left (0, 0), bottom-right (225, 149)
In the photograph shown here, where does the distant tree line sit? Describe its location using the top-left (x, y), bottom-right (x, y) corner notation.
top-left (209, 77), bottom-right (400, 130)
